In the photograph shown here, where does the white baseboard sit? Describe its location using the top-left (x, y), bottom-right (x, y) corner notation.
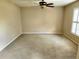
top-left (23, 32), bottom-right (63, 35)
top-left (0, 34), bottom-right (22, 52)
top-left (64, 33), bottom-right (78, 45)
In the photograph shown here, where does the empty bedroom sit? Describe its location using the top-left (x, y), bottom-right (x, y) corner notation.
top-left (0, 0), bottom-right (79, 59)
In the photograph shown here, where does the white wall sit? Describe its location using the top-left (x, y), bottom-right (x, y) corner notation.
top-left (0, 0), bottom-right (22, 51)
top-left (21, 7), bottom-right (64, 34)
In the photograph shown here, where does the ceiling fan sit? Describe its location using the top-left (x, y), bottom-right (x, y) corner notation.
top-left (39, 0), bottom-right (54, 8)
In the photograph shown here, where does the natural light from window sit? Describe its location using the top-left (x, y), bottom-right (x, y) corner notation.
top-left (71, 8), bottom-right (79, 36)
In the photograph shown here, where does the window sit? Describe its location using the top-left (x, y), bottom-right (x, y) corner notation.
top-left (71, 8), bottom-right (79, 36)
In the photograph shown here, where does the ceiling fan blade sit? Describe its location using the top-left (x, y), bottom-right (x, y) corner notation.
top-left (46, 5), bottom-right (54, 8)
top-left (47, 3), bottom-right (53, 5)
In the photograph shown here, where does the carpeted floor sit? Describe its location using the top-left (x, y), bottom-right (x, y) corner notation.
top-left (0, 34), bottom-right (78, 59)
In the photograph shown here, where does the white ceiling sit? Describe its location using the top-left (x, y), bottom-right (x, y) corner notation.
top-left (10, 0), bottom-right (76, 7)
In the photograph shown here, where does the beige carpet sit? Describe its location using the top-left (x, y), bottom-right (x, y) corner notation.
top-left (0, 34), bottom-right (78, 59)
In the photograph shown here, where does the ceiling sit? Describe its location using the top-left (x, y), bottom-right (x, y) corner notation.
top-left (10, 0), bottom-right (76, 7)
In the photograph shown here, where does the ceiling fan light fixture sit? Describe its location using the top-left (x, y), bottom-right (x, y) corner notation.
top-left (39, 0), bottom-right (54, 8)
top-left (39, 1), bottom-right (47, 6)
